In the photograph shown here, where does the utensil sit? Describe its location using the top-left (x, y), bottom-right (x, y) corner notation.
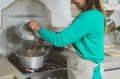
top-left (26, 39), bottom-right (44, 57)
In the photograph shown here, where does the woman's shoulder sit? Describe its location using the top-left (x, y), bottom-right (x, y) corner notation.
top-left (80, 9), bottom-right (103, 17)
top-left (76, 9), bottom-right (104, 22)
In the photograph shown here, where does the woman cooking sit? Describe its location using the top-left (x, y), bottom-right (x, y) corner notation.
top-left (28, 0), bottom-right (106, 79)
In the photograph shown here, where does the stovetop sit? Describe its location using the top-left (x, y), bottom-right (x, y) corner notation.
top-left (8, 53), bottom-right (67, 74)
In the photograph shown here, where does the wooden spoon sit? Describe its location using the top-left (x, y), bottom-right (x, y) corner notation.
top-left (26, 39), bottom-right (44, 57)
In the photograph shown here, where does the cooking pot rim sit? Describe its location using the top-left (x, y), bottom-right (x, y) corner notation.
top-left (16, 48), bottom-right (49, 58)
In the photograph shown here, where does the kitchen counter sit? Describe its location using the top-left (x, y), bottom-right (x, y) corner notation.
top-left (104, 55), bottom-right (120, 62)
top-left (103, 55), bottom-right (120, 79)
top-left (50, 47), bottom-right (120, 71)
top-left (104, 44), bottom-right (120, 70)
top-left (103, 55), bottom-right (120, 70)
top-left (0, 55), bottom-right (26, 79)
top-left (57, 47), bottom-right (120, 71)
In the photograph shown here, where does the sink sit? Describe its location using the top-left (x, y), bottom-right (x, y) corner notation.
top-left (25, 68), bottom-right (68, 79)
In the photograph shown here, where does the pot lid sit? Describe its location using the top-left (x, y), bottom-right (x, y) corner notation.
top-left (16, 20), bottom-right (39, 41)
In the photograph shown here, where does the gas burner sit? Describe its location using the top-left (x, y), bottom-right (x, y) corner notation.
top-left (25, 68), bottom-right (40, 73)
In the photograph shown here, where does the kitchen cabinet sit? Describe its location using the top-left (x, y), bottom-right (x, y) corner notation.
top-left (104, 70), bottom-right (120, 79)
top-left (103, 0), bottom-right (120, 10)
top-left (103, 55), bottom-right (120, 79)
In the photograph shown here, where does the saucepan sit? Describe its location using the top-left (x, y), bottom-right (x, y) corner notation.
top-left (16, 46), bottom-right (49, 69)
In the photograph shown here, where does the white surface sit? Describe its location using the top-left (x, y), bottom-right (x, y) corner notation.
top-left (104, 55), bottom-right (120, 70)
top-left (111, 10), bottom-right (120, 26)
top-left (114, 30), bottom-right (120, 44)
top-left (40, 0), bottom-right (72, 27)
top-left (104, 69), bottom-right (120, 79)
top-left (104, 55), bottom-right (120, 62)
top-left (0, 10), bottom-right (1, 29)
top-left (0, 0), bottom-right (15, 9)
top-left (104, 32), bottom-right (115, 45)
top-left (103, 55), bottom-right (120, 79)
top-left (0, 0), bottom-right (15, 28)
top-left (104, 60), bottom-right (120, 70)
top-left (112, 0), bottom-right (120, 10)
top-left (0, 55), bottom-right (25, 79)
top-left (0, 0), bottom-right (72, 28)
top-left (103, 0), bottom-right (114, 10)
top-left (103, 0), bottom-right (120, 10)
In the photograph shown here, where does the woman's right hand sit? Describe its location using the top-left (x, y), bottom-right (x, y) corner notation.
top-left (28, 20), bottom-right (41, 32)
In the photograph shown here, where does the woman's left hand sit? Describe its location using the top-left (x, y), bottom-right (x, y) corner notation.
top-left (28, 20), bottom-right (41, 32)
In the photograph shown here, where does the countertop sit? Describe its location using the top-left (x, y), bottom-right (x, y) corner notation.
top-left (103, 55), bottom-right (120, 70)
top-left (105, 55), bottom-right (120, 62)
top-left (103, 44), bottom-right (120, 70)
top-left (61, 47), bottom-right (120, 71)
top-left (0, 55), bottom-right (26, 79)
top-left (0, 48), bottom-right (120, 78)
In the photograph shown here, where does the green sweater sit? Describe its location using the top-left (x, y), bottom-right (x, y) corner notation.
top-left (38, 9), bottom-right (105, 79)
top-left (38, 9), bottom-right (104, 63)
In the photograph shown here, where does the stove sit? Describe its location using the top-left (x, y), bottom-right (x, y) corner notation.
top-left (8, 53), bottom-right (68, 79)
top-left (9, 53), bottom-right (66, 73)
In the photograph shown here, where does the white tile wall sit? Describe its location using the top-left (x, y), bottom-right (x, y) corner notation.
top-left (0, 0), bottom-right (72, 28)
top-left (39, 0), bottom-right (72, 27)
top-left (0, 0), bottom-right (15, 28)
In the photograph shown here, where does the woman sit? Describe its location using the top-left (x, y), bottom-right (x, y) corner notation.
top-left (29, 0), bottom-right (106, 79)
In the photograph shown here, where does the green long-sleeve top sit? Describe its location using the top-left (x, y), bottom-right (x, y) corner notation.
top-left (38, 9), bottom-right (105, 64)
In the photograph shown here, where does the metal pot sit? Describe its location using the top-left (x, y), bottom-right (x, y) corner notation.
top-left (16, 47), bottom-right (48, 69)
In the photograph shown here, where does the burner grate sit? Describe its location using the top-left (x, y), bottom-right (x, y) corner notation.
top-left (9, 54), bottom-right (66, 74)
